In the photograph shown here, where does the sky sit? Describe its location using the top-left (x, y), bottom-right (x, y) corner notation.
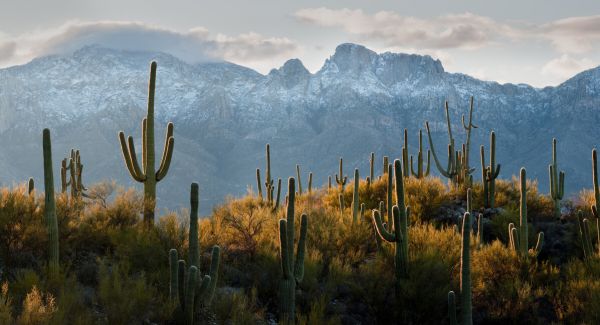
top-left (0, 0), bottom-right (599, 87)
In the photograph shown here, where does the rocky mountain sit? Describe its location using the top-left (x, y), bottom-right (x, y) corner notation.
top-left (0, 43), bottom-right (598, 214)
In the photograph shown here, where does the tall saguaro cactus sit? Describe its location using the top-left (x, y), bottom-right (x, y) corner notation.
top-left (425, 101), bottom-right (459, 183)
top-left (460, 97), bottom-right (477, 186)
top-left (118, 61), bottom-right (174, 223)
top-left (410, 129), bottom-right (431, 179)
top-left (508, 168), bottom-right (544, 258)
top-left (335, 157), bottom-right (348, 190)
top-left (257, 144), bottom-right (281, 211)
top-left (549, 138), bottom-right (565, 218)
top-left (61, 149), bottom-right (89, 199)
top-left (402, 129), bottom-right (410, 177)
top-left (168, 183), bottom-right (220, 324)
top-left (278, 178), bottom-right (308, 325)
top-left (592, 149), bottom-right (599, 219)
top-left (448, 212), bottom-right (473, 325)
top-left (373, 159), bottom-right (409, 285)
top-left (480, 131), bottom-right (501, 208)
top-left (42, 129), bottom-right (59, 276)
top-left (351, 169), bottom-right (360, 223)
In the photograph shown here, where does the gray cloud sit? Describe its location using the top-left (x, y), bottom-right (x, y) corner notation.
top-left (0, 21), bottom-right (299, 70)
top-left (294, 8), bottom-right (600, 54)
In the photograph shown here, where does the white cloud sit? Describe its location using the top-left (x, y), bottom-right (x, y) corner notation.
top-left (294, 8), bottom-right (516, 50)
top-left (0, 21), bottom-right (299, 71)
top-left (541, 55), bottom-right (596, 82)
top-left (295, 8), bottom-right (600, 55)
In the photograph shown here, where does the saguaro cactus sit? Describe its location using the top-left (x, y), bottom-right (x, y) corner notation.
top-left (369, 152), bottom-right (375, 184)
top-left (410, 129), bottom-right (431, 179)
top-left (351, 169), bottom-right (360, 223)
top-left (61, 149), bottom-right (89, 199)
top-left (168, 183), bottom-right (221, 324)
top-left (508, 168), bottom-right (544, 258)
top-left (27, 178), bottom-right (34, 195)
top-left (460, 97), bottom-right (477, 186)
top-left (592, 149), bottom-right (599, 219)
top-left (549, 138), bottom-right (565, 218)
top-left (577, 211), bottom-right (597, 260)
top-left (425, 102), bottom-right (459, 182)
top-left (373, 159), bottom-right (409, 285)
top-left (278, 178), bottom-right (308, 324)
top-left (257, 144), bottom-right (281, 211)
top-left (480, 131), bottom-right (501, 209)
top-left (402, 129), bottom-right (410, 177)
top-left (335, 157), bottom-right (348, 190)
top-left (42, 129), bottom-right (59, 276)
top-left (118, 61), bottom-right (174, 223)
top-left (448, 212), bottom-right (473, 325)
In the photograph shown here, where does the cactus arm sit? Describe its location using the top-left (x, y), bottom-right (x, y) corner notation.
top-left (460, 212), bottom-right (473, 325)
top-left (448, 291), bottom-right (457, 325)
top-left (424, 150), bottom-right (431, 177)
top-left (142, 118), bottom-right (147, 171)
top-left (373, 210), bottom-right (396, 242)
top-left (177, 260), bottom-right (186, 309)
top-left (169, 249), bottom-right (178, 302)
top-left (279, 219), bottom-right (291, 279)
top-left (256, 169), bottom-right (263, 199)
top-left (156, 123), bottom-right (174, 181)
top-left (533, 232), bottom-right (544, 257)
top-left (185, 266), bottom-right (198, 324)
top-left (296, 165), bottom-right (302, 195)
top-left (386, 164), bottom-right (393, 224)
top-left (394, 159), bottom-right (405, 208)
top-left (352, 169), bottom-right (360, 223)
top-left (294, 214), bottom-right (308, 282)
top-left (205, 245), bottom-right (220, 305)
top-left (118, 132), bottom-right (145, 182)
top-left (273, 178), bottom-right (282, 211)
top-left (425, 122), bottom-right (455, 178)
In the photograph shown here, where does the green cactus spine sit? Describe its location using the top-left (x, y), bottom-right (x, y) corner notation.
top-left (448, 212), bottom-right (473, 325)
top-left (335, 157), bottom-right (348, 190)
top-left (118, 61), bottom-right (174, 224)
top-left (42, 129), bottom-right (59, 277)
top-left (480, 131), bottom-right (501, 208)
top-left (410, 129), bottom-right (431, 178)
top-left (351, 169), bottom-right (360, 223)
top-left (373, 159), bottom-right (409, 283)
top-left (508, 168), bottom-right (544, 258)
top-left (278, 178), bottom-right (308, 325)
top-left (549, 138), bottom-right (565, 218)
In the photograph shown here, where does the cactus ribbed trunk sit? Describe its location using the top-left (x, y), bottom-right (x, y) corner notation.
top-left (189, 183), bottom-right (199, 268)
top-left (519, 168), bottom-right (529, 256)
top-left (460, 212), bottom-right (472, 325)
top-left (43, 129), bottom-right (59, 277)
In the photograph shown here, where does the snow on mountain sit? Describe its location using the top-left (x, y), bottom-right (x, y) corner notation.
top-left (0, 43), bottom-right (598, 213)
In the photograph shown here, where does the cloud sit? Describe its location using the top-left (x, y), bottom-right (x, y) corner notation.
top-left (538, 15), bottom-right (600, 54)
top-left (0, 21), bottom-right (299, 71)
top-left (541, 54), bottom-right (596, 82)
top-left (294, 8), bottom-right (516, 50)
top-left (295, 8), bottom-right (600, 55)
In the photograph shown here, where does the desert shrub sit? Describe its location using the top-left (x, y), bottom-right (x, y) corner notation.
top-left (16, 285), bottom-right (56, 325)
top-left (493, 177), bottom-right (554, 221)
top-left (297, 295), bottom-right (341, 325)
top-left (404, 177), bottom-right (450, 222)
top-left (0, 283), bottom-right (13, 324)
top-left (0, 186), bottom-right (46, 272)
top-left (212, 287), bottom-right (264, 324)
top-left (97, 260), bottom-right (171, 325)
top-left (555, 258), bottom-right (600, 323)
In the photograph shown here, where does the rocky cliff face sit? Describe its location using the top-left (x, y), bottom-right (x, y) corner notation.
top-left (0, 43), bottom-right (597, 213)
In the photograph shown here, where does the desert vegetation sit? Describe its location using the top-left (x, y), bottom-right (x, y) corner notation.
top-left (0, 60), bottom-right (599, 325)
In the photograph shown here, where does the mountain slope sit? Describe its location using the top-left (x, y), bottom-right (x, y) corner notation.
top-left (0, 43), bottom-right (598, 213)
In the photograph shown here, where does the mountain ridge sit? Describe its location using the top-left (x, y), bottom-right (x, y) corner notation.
top-left (0, 43), bottom-right (598, 214)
